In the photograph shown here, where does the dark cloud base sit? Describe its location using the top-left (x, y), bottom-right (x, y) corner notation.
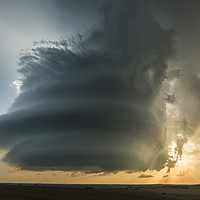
top-left (0, 0), bottom-right (176, 173)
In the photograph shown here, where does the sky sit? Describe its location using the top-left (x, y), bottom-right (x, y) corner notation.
top-left (1, 0), bottom-right (200, 184)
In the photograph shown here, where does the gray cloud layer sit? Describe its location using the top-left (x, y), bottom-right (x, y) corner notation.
top-left (0, 0), bottom-right (188, 173)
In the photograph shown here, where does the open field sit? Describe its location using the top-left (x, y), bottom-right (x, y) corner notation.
top-left (0, 184), bottom-right (200, 200)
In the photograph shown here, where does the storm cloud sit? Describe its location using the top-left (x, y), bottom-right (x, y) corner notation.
top-left (0, 0), bottom-right (177, 172)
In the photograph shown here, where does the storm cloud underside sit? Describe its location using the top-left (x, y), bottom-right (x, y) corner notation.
top-left (0, 0), bottom-right (192, 173)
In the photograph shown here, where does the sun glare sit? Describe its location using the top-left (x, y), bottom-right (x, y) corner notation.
top-left (168, 141), bottom-right (177, 160)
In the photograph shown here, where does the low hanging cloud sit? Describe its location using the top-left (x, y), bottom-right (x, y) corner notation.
top-left (0, 0), bottom-right (176, 172)
top-left (138, 174), bottom-right (154, 178)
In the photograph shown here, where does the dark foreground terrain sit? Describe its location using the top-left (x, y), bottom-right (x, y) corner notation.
top-left (0, 184), bottom-right (199, 200)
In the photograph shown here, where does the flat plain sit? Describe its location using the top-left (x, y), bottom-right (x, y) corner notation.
top-left (0, 184), bottom-right (199, 200)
